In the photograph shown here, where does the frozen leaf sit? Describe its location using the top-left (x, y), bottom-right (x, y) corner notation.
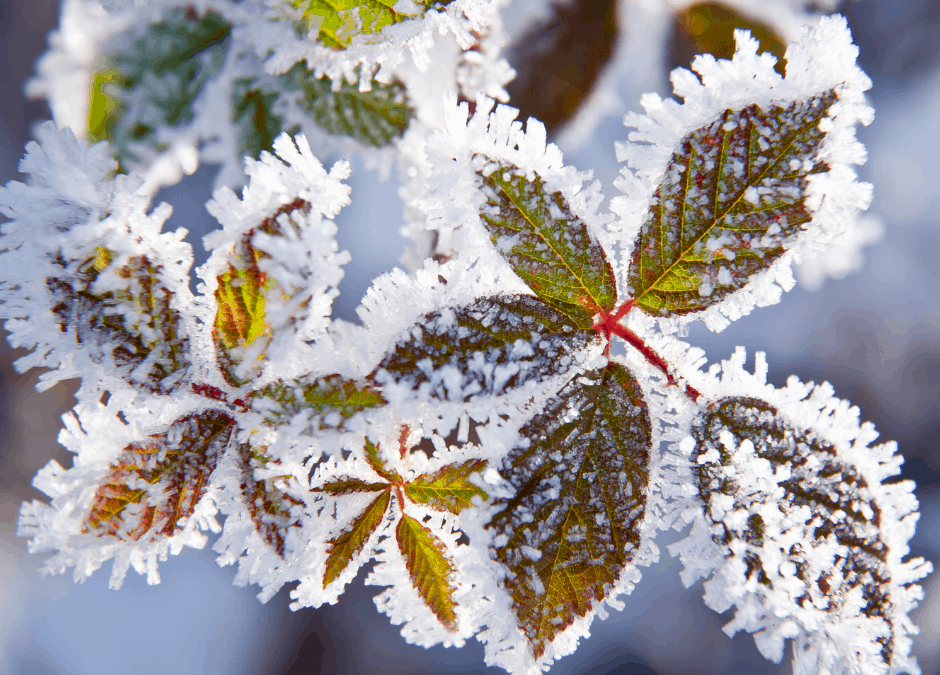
top-left (233, 79), bottom-right (289, 160)
top-left (487, 362), bottom-right (651, 658)
top-left (292, 0), bottom-right (453, 49)
top-left (239, 444), bottom-right (303, 557)
top-left (48, 248), bottom-right (191, 393)
top-left (375, 294), bottom-right (599, 402)
top-left (673, 3), bottom-right (787, 75)
top-left (88, 8), bottom-right (230, 168)
top-left (397, 514), bottom-right (458, 630)
top-left (250, 373), bottom-right (386, 429)
top-left (628, 91), bottom-right (837, 316)
top-left (404, 459), bottom-right (487, 514)
top-left (479, 168), bottom-right (617, 328)
top-left (281, 62), bottom-right (410, 148)
top-left (85, 410), bottom-right (236, 541)
top-left (323, 490), bottom-right (391, 586)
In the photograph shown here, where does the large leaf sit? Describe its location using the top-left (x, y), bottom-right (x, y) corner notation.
top-left (88, 9), bottom-right (230, 168)
top-left (693, 397), bottom-right (896, 666)
top-left (487, 363), bottom-right (652, 658)
top-left (374, 294), bottom-right (599, 401)
top-left (239, 444), bottom-right (303, 557)
top-left (84, 410), bottom-right (236, 540)
top-left (323, 490), bottom-right (391, 586)
top-left (479, 168), bottom-right (617, 328)
top-left (251, 373), bottom-right (387, 428)
top-left (292, 0), bottom-right (453, 49)
top-left (397, 514), bottom-right (458, 630)
top-left (627, 90), bottom-right (838, 316)
top-left (48, 248), bottom-right (191, 393)
top-left (404, 459), bottom-right (488, 514)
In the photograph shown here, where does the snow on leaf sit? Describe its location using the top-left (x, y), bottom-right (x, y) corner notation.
top-left (233, 79), bottom-right (288, 161)
top-left (374, 294), bottom-right (599, 403)
top-left (628, 90), bottom-right (836, 316)
top-left (487, 362), bottom-right (651, 659)
top-left (238, 444), bottom-right (303, 558)
top-left (323, 489), bottom-right (391, 586)
top-left (85, 410), bottom-right (236, 541)
top-left (479, 167), bottom-right (617, 328)
top-left (88, 8), bottom-right (230, 170)
top-left (250, 373), bottom-right (386, 429)
top-left (293, 0), bottom-right (453, 49)
top-left (404, 459), bottom-right (487, 514)
top-left (397, 513), bottom-right (458, 630)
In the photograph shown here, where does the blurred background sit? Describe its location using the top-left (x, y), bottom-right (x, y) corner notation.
top-left (1, 0), bottom-right (938, 673)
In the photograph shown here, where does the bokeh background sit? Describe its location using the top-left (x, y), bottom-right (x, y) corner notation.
top-left (1, 0), bottom-right (938, 673)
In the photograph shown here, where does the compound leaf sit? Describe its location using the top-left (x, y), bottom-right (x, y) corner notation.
top-left (84, 410), bottom-right (236, 540)
top-left (480, 168), bottom-right (617, 328)
top-left (397, 513), bottom-right (458, 630)
top-left (239, 444), bottom-right (303, 557)
top-left (405, 459), bottom-right (488, 514)
top-left (487, 363), bottom-right (651, 658)
top-left (293, 0), bottom-right (453, 49)
top-left (323, 490), bottom-right (391, 587)
top-left (628, 90), bottom-right (838, 316)
top-left (375, 294), bottom-right (599, 402)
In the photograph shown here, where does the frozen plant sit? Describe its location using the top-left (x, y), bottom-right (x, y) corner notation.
top-left (0, 1), bottom-right (931, 674)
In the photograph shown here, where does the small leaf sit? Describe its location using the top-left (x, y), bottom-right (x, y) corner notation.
top-left (363, 438), bottom-right (399, 482)
top-left (239, 444), bottom-right (303, 557)
top-left (479, 168), bottom-right (617, 328)
top-left (375, 294), bottom-right (599, 402)
top-left (405, 459), bottom-right (488, 514)
top-left (693, 397), bottom-right (898, 667)
top-left (233, 79), bottom-right (286, 160)
top-left (673, 2), bottom-right (787, 76)
top-left (48, 249), bottom-right (191, 393)
top-left (250, 373), bottom-right (387, 428)
top-left (280, 62), bottom-right (411, 148)
top-left (85, 410), bottom-right (236, 540)
top-left (292, 0), bottom-right (453, 49)
top-left (487, 363), bottom-right (651, 658)
top-left (628, 90), bottom-right (838, 316)
top-left (323, 490), bottom-right (391, 586)
top-left (397, 514), bottom-right (458, 630)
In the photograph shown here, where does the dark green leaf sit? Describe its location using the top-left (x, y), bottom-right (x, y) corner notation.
top-left (693, 397), bottom-right (894, 666)
top-left (323, 490), bottom-right (391, 586)
top-left (84, 410), bottom-right (235, 540)
top-left (397, 514), bottom-right (458, 630)
top-left (405, 459), bottom-right (488, 514)
top-left (479, 168), bottom-right (617, 328)
top-left (239, 444), bottom-right (303, 557)
top-left (628, 90), bottom-right (838, 316)
top-left (374, 294), bottom-right (599, 402)
top-left (487, 363), bottom-right (651, 658)
top-left (48, 248), bottom-right (191, 394)
top-left (250, 373), bottom-right (387, 428)
top-left (233, 79), bottom-right (285, 160)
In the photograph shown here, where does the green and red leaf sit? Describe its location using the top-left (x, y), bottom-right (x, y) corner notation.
top-left (405, 459), bottom-right (488, 514)
top-left (323, 490), bottom-right (391, 587)
top-left (239, 444), bottom-right (303, 557)
top-left (397, 514), bottom-right (458, 630)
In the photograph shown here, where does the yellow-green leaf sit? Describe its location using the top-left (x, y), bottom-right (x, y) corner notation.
top-left (250, 373), bottom-right (387, 430)
top-left (405, 459), bottom-right (487, 514)
top-left (396, 514), bottom-right (458, 630)
top-left (323, 490), bottom-right (391, 586)
top-left (292, 0), bottom-right (452, 49)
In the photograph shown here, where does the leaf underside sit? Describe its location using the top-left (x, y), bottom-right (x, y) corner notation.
top-left (397, 514), bottom-right (458, 630)
top-left (48, 249), bottom-right (191, 393)
top-left (405, 459), bottom-right (488, 514)
top-left (628, 90), bottom-right (837, 316)
top-left (294, 0), bottom-right (453, 49)
top-left (694, 397), bottom-right (894, 666)
top-left (487, 363), bottom-right (651, 658)
top-left (84, 410), bottom-right (236, 541)
top-left (251, 373), bottom-right (387, 428)
top-left (323, 489), bottom-right (391, 586)
top-left (480, 168), bottom-right (617, 328)
top-left (375, 294), bottom-right (599, 402)
top-left (239, 444), bottom-right (303, 557)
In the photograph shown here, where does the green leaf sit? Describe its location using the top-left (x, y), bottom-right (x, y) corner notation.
top-left (673, 2), bottom-right (787, 76)
top-left (693, 397), bottom-right (895, 666)
top-left (239, 444), bottom-right (303, 557)
top-left (291, 0), bottom-right (453, 49)
top-left (88, 9), bottom-right (230, 168)
top-left (250, 373), bottom-right (387, 428)
top-left (405, 459), bottom-right (488, 514)
top-left (487, 363), bottom-right (651, 658)
top-left (374, 294), bottom-right (599, 402)
top-left (279, 61), bottom-right (410, 148)
top-left (323, 490), bottom-right (391, 586)
top-left (627, 90), bottom-right (838, 316)
top-left (479, 168), bottom-right (617, 328)
top-left (233, 79), bottom-right (287, 160)
top-left (48, 248), bottom-right (191, 393)
top-left (84, 410), bottom-right (236, 540)
top-left (396, 514), bottom-right (458, 630)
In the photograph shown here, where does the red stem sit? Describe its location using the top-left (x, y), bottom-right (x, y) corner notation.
top-left (609, 323), bottom-right (701, 402)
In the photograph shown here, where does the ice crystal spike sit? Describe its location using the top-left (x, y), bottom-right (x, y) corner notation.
top-left (479, 167), bottom-right (617, 328)
top-left (85, 410), bottom-right (236, 541)
top-left (293, 0), bottom-right (454, 49)
top-left (628, 90), bottom-right (837, 316)
top-left (374, 294), bottom-right (599, 402)
top-left (487, 362), bottom-right (651, 659)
